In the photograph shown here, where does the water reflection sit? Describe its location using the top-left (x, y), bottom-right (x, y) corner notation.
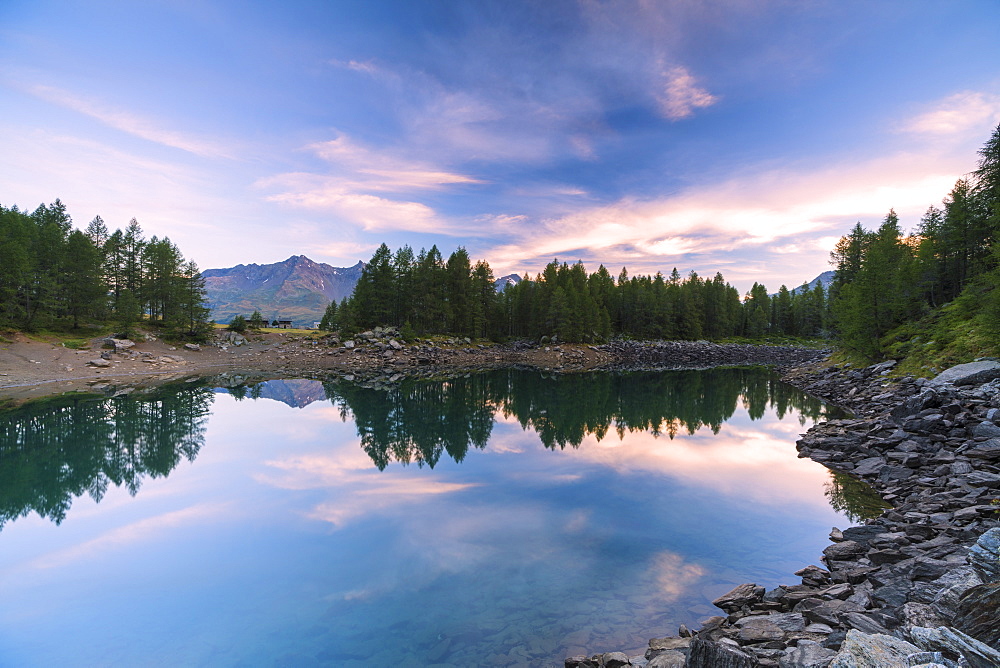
top-left (308, 368), bottom-right (836, 469)
top-left (0, 368), bottom-right (886, 666)
top-left (0, 385), bottom-right (213, 530)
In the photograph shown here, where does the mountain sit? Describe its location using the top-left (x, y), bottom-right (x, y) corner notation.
top-left (791, 270), bottom-right (836, 295)
top-left (493, 273), bottom-right (522, 291)
top-left (202, 255), bottom-right (364, 327)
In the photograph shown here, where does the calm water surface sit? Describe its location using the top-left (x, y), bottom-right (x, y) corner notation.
top-left (0, 368), bottom-right (880, 667)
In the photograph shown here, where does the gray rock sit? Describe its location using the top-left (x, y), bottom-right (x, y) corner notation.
top-left (343, 340), bottom-right (355, 349)
top-left (954, 583), bottom-right (1000, 650)
top-left (779, 640), bottom-right (837, 668)
top-left (768, 612), bottom-right (808, 633)
top-left (830, 629), bottom-right (920, 667)
top-left (900, 602), bottom-right (946, 630)
top-left (600, 651), bottom-right (630, 668)
top-left (841, 612), bottom-right (891, 636)
top-left (87, 358), bottom-right (111, 367)
top-left (713, 583), bottom-right (766, 611)
top-left (737, 617), bottom-right (786, 643)
top-left (909, 626), bottom-right (1000, 668)
top-left (934, 361), bottom-right (1000, 386)
top-left (965, 471), bottom-right (1000, 487)
top-left (183, 343), bottom-right (201, 351)
top-left (824, 541), bottom-right (867, 562)
top-left (389, 339), bottom-right (404, 350)
top-left (646, 651), bottom-right (685, 668)
top-left (964, 439), bottom-right (1000, 461)
top-left (648, 637), bottom-right (690, 652)
top-left (853, 458), bottom-right (887, 477)
top-left (967, 528), bottom-right (1000, 583)
top-left (971, 421), bottom-right (1000, 438)
top-left (929, 567), bottom-right (984, 620)
top-left (688, 638), bottom-right (759, 667)
top-left (905, 652), bottom-right (960, 668)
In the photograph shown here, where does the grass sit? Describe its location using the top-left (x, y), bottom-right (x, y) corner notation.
top-left (881, 294), bottom-right (998, 378)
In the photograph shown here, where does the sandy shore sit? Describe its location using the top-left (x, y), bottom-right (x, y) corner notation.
top-left (0, 331), bottom-right (611, 402)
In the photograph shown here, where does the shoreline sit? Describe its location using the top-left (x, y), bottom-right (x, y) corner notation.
top-left (568, 359), bottom-right (1000, 668)
top-left (0, 330), bottom-right (825, 403)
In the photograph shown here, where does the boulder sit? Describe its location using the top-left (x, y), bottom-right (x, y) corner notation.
top-left (905, 652), bottom-right (960, 668)
top-left (967, 528), bottom-right (1000, 583)
top-left (103, 337), bottom-right (135, 352)
top-left (964, 439), bottom-right (1000, 461)
top-left (87, 358), bottom-right (111, 368)
top-left (599, 651), bottom-right (630, 667)
top-left (829, 629), bottom-right (920, 667)
top-left (647, 651), bottom-right (685, 667)
top-left (183, 343), bottom-right (201, 351)
top-left (933, 361), bottom-right (1000, 386)
top-left (970, 421), bottom-right (1000, 438)
top-left (909, 626), bottom-right (1000, 668)
top-left (688, 638), bottom-right (759, 667)
top-left (648, 637), bottom-right (690, 652)
top-left (778, 640), bottom-right (837, 668)
top-left (900, 602), bottom-right (946, 630)
top-left (712, 583), bottom-right (765, 612)
top-left (852, 458), bottom-right (887, 477)
top-left (823, 541), bottom-right (866, 562)
top-left (928, 567), bottom-right (984, 620)
top-left (954, 583), bottom-right (1000, 650)
top-left (736, 617), bottom-right (785, 643)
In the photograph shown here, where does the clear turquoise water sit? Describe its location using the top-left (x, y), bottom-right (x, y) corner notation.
top-left (0, 368), bottom-right (874, 667)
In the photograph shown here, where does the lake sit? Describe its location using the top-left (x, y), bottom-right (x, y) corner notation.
top-left (0, 367), bottom-right (881, 667)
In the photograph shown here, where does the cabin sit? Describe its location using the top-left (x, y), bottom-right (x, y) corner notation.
top-left (275, 320), bottom-right (294, 329)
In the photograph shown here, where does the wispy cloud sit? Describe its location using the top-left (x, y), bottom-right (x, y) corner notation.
top-left (260, 133), bottom-right (485, 234)
top-left (656, 64), bottom-right (718, 121)
top-left (901, 91), bottom-right (1000, 136)
top-left (25, 83), bottom-right (233, 158)
top-left (483, 149), bottom-right (966, 281)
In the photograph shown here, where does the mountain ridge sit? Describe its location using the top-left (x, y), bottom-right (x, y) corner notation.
top-left (202, 255), bottom-right (365, 327)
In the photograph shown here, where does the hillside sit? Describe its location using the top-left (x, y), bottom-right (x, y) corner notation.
top-left (202, 255), bottom-right (364, 327)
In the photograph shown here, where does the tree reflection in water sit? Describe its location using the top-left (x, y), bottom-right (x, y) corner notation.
top-left (0, 385), bottom-right (213, 529)
top-left (318, 368), bottom-right (836, 468)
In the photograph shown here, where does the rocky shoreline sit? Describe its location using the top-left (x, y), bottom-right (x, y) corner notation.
top-left (566, 358), bottom-right (1000, 668)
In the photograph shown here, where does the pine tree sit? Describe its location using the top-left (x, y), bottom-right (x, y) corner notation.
top-left (63, 231), bottom-right (104, 328)
top-left (319, 301), bottom-right (338, 331)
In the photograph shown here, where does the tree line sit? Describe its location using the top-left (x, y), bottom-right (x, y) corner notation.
top-left (0, 200), bottom-right (210, 338)
top-left (829, 123), bottom-right (1000, 360)
top-left (326, 244), bottom-right (830, 343)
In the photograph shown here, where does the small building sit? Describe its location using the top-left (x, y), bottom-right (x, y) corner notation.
top-left (275, 320), bottom-right (294, 329)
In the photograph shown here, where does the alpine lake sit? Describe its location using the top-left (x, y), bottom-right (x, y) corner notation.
top-left (0, 367), bottom-right (886, 667)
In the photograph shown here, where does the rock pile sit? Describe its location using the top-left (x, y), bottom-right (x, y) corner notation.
top-left (566, 358), bottom-right (1000, 668)
top-left (599, 341), bottom-right (827, 370)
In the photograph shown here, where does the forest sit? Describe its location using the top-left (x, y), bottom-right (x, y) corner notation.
top-left (0, 201), bottom-right (210, 339)
top-left (329, 122), bottom-right (1000, 361)
top-left (329, 245), bottom-right (828, 343)
top-left (828, 123), bottom-right (1000, 362)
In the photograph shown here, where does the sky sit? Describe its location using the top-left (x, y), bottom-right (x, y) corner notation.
top-left (2, 0), bottom-right (1000, 292)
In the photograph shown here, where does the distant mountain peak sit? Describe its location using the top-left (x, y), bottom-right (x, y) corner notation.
top-left (203, 255), bottom-right (364, 327)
